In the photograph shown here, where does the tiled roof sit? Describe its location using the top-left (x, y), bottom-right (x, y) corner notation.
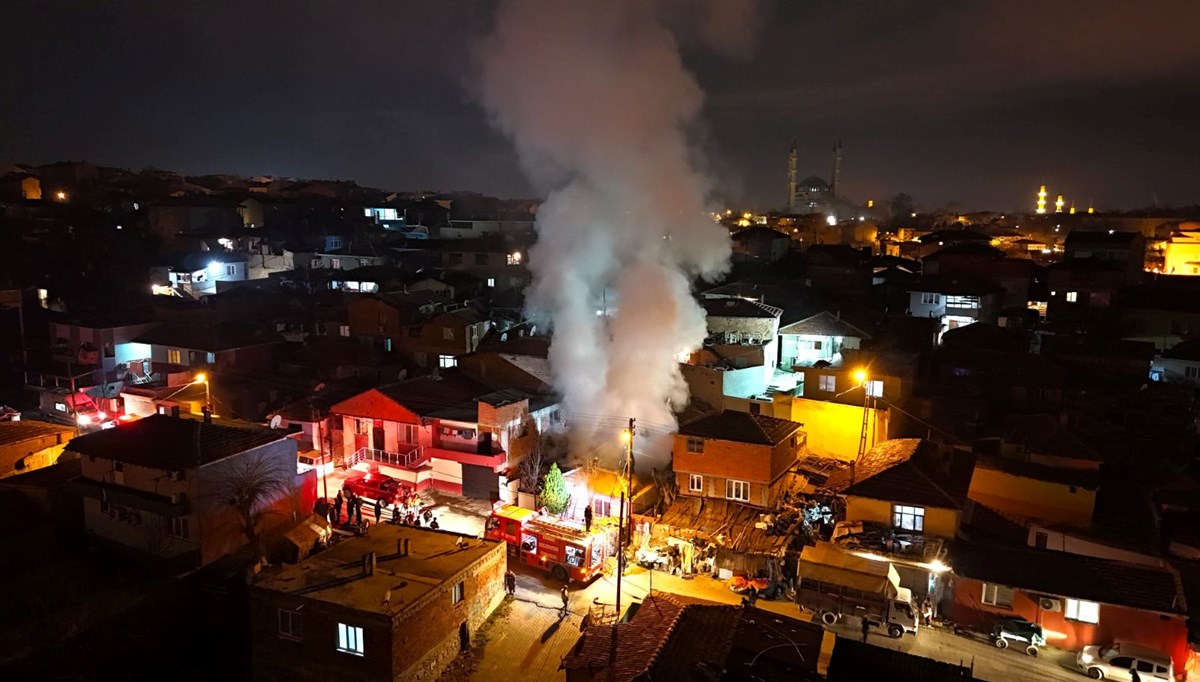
top-left (678, 410), bottom-right (802, 446)
top-left (779, 311), bottom-right (872, 339)
top-left (701, 296), bottom-right (782, 319)
top-left (66, 414), bottom-right (286, 469)
top-left (825, 439), bottom-right (921, 491)
top-left (842, 450), bottom-right (963, 510)
top-left (952, 541), bottom-right (1185, 614)
top-left (0, 420), bottom-right (74, 448)
top-left (563, 591), bottom-right (747, 681)
top-left (375, 371), bottom-right (496, 419)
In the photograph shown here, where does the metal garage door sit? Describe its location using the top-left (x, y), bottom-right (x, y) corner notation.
top-left (462, 464), bottom-right (499, 500)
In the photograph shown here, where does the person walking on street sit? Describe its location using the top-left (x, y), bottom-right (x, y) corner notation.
top-left (746, 586), bottom-right (758, 607)
top-left (505, 570), bottom-right (516, 596)
top-left (391, 503), bottom-right (400, 524)
top-left (1131, 669), bottom-right (1141, 682)
top-left (560, 585), bottom-right (569, 617)
top-left (333, 491), bottom-right (343, 524)
top-left (374, 498), bottom-right (382, 525)
top-left (860, 617), bottom-right (870, 642)
top-left (584, 504), bottom-right (593, 533)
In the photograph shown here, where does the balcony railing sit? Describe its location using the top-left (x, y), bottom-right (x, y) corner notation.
top-left (352, 444), bottom-right (425, 469)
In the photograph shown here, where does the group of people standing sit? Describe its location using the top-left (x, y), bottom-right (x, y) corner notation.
top-left (331, 489), bottom-right (367, 525)
top-left (331, 488), bottom-right (437, 529)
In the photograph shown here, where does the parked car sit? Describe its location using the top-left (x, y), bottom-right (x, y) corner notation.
top-left (342, 471), bottom-right (408, 505)
top-left (991, 617), bottom-right (1044, 656)
top-left (1076, 643), bottom-right (1173, 680)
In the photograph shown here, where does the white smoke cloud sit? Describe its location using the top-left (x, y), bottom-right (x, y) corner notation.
top-left (475, 0), bottom-right (753, 464)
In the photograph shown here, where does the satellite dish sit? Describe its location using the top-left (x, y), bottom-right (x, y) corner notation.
top-left (313, 383), bottom-right (326, 392)
top-left (269, 415), bottom-right (283, 429)
top-left (397, 369), bottom-right (408, 381)
top-left (500, 332), bottom-right (508, 342)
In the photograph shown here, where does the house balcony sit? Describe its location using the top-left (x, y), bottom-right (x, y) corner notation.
top-left (352, 443), bottom-right (428, 470)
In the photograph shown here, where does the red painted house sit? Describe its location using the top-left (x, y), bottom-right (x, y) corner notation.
top-left (948, 541), bottom-right (1189, 678)
top-left (328, 373), bottom-right (524, 499)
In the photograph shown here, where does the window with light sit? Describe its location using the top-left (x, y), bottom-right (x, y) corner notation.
top-left (1065, 598), bottom-right (1099, 624)
top-left (892, 504), bottom-right (924, 532)
top-left (337, 623), bottom-right (364, 656)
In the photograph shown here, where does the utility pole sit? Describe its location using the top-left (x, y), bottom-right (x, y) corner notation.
top-left (615, 417), bottom-right (635, 624)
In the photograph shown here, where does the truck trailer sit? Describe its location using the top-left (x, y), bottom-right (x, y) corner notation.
top-left (795, 542), bottom-right (919, 638)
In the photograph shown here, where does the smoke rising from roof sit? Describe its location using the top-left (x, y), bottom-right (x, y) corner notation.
top-left (475, 1), bottom-right (749, 454)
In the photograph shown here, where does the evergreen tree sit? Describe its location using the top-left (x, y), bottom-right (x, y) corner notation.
top-left (539, 463), bottom-right (569, 515)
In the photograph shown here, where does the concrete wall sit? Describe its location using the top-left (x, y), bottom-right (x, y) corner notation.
top-left (967, 466), bottom-right (1095, 527)
top-left (778, 396), bottom-right (888, 462)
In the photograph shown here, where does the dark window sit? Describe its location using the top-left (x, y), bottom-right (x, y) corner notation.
top-left (1110, 657), bottom-right (1133, 669)
top-left (1034, 531), bottom-right (1048, 549)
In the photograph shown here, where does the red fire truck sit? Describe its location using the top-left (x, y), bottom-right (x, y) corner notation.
top-left (485, 503), bottom-right (608, 583)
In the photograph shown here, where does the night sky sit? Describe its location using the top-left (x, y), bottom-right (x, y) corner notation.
top-left (3, 1), bottom-right (1199, 211)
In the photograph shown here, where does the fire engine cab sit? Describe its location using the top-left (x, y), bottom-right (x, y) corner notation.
top-left (485, 503), bottom-right (607, 583)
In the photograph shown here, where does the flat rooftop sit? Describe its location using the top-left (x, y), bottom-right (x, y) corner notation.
top-left (254, 524), bottom-right (500, 615)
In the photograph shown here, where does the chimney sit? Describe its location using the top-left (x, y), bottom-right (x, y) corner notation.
top-left (363, 552), bottom-right (376, 576)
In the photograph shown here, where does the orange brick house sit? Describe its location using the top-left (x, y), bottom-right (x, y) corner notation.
top-left (948, 541), bottom-right (1189, 677)
top-left (673, 410), bottom-right (806, 508)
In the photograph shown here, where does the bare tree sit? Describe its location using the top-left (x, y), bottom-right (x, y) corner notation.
top-left (517, 438), bottom-right (547, 494)
top-left (209, 453), bottom-right (293, 551)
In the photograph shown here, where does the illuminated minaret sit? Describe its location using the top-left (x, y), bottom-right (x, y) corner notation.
top-left (1055, 195), bottom-right (1065, 213)
top-left (787, 142), bottom-right (798, 213)
top-left (1036, 185), bottom-right (1047, 214)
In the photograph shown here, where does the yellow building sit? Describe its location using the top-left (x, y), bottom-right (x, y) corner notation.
top-left (774, 395), bottom-right (888, 462)
top-left (841, 450), bottom-right (962, 539)
top-left (1163, 222), bottom-right (1200, 276)
top-left (967, 456), bottom-right (1097, 527)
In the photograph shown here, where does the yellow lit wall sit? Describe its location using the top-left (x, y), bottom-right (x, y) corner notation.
top-left (844, 495), bottom-right (959, 538)
top-left (778, 396), bottom-right (888, 462)
top-left (1164, 235), bottom-right (1200, 276)
top-left (968, 466), bottom-right (1095, 526)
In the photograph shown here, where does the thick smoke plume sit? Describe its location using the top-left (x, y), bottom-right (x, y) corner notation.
top-left (476, 1), bottom-right (752, 461)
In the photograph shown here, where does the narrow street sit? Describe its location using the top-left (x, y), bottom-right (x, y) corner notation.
top-left (453, 559), bottom-right (1091, 682)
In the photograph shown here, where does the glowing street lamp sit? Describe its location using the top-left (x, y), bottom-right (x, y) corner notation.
top-left (853, 368), bottom-right (868, 386)
top-left (194, 372), bottom-right (212, 415)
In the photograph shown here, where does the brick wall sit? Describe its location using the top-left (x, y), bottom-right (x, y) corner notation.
top-left (393, 539), bottom-right (506, 681)
top-left (250, 539), bottom-right (505, 682)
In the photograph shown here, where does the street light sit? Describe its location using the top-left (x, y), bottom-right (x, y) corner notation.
top-left (853, 368), bottom-right (868, 386)
top-left (193, 373), bottom-right (211, 416)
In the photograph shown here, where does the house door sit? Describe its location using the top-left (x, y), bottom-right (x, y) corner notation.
top-left (477, 431), bottom-right (493, 454)
top-left (372, 420), bottom-right (386, 452)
